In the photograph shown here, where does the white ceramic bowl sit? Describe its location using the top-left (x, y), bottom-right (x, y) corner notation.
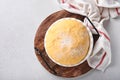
top-left (44, 18), bottom-right (93, 67)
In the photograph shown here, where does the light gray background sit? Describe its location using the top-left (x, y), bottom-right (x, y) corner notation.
top-left (0, 0), bottom-right (120, 80)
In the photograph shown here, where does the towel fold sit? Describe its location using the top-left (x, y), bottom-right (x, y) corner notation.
top-left (58, 0), bottom-right (120, 71)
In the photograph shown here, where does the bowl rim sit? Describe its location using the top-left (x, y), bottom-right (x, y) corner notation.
top-left (44, 17), bottom-right (93, 67)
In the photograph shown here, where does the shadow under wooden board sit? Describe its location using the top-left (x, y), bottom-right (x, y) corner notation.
top-left (34, 10), bottom-right (99, 78)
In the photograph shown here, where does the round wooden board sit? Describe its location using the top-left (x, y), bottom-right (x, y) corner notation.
top-left (34, 10), bottom-right (99, 78)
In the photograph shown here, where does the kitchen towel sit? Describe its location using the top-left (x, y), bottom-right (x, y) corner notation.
top-left (58, 0), bottom-right (120, 71)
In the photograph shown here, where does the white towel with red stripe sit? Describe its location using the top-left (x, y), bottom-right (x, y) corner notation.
top-left (58, 0), bottom-right (120, 71)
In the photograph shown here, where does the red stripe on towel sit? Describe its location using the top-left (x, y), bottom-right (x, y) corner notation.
top-left (99, 31), bottom-right (110, 41)
top-left (116, 8), bottom-right (120, 15)
top-left (69, 4), bottom-right (79, 10)
top-left (95, 52), bottom-right (107, 69)
top-left (61, 0), bottom-right (65, 3)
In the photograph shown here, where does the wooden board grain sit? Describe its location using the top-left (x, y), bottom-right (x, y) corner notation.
top-left (34, 10), bottom-right (99, 78)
